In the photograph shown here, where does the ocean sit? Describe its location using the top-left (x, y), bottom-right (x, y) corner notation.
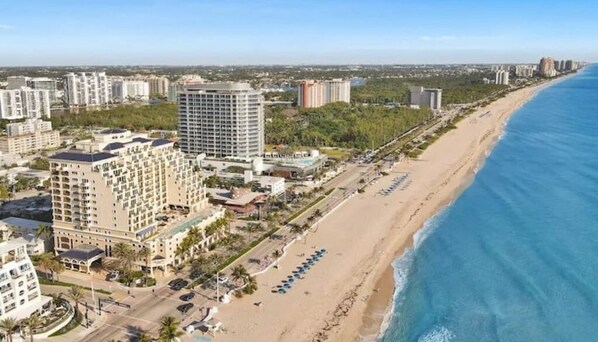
top-left (379, 65), bottom-right (598, 342)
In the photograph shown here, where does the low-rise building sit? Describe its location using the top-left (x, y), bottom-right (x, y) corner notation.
top-left (206, 187), bottom-right (266, 215)
top-left (0, 238), bottom-right (51, 320)
top-left (0, 217), bottom-right (52, 255)
top-left (0, 119), bottom-right (60, 154)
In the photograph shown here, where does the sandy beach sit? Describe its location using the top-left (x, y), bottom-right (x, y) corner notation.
top-left (213, 81), bottom-right (552, 342)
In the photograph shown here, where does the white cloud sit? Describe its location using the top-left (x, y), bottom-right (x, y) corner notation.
top-left (0, 25), bottom-right (14, 30)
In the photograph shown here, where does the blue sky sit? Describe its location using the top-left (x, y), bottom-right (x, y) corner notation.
top-left (0, 0), bottom-right (597, 65)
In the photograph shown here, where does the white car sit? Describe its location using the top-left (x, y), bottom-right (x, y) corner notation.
top-left (217, 275), bottom-right (229, 283)
top-left (107, 271), bottom-right (120, 281)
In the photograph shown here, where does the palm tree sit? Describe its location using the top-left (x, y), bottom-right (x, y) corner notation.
top-left (231, 265), bottom-right (249, 285)
top-left (23, 315), bottom-right (42, 342)
top-left (132, 330), bottom-right (153, 342)
top-left (35, 224), bottom-right (53, 242)
top-left (67, 285), bottom-right (84, 314)
top-left (138, 246), bottom-right (152, 275)
top-left (158, 316), bottom-right (183, 342)
top-left (0, 317), bottom-right (17, 342)
top-left (37, 253), bottom-right (54, 280)
top-left (224, 209), bottom-right (235, 233)
top-left (113, 242), bottom-right (136, 274)
top-left (242, 276), bottom-right (258, 295)
top-left (290, 224), bottom-right (305, 238)
top-left (272, 250), bottom-right (282, 259)
top-left (48, 260), bottom-right (65, 281)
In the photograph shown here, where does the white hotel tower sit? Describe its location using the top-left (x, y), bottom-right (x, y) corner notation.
top-left (178, 83), bottom-right (264, 159)
top-left (0, 238), bottom-right (50, 320)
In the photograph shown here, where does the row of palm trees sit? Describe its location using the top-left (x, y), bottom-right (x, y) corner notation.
top-left (38, 252), bottom-right (65, 281)
top-left (0, 315), bottom-right (42, 342)
top-left (112, 243), bottom-right (153, 275)
top-left (231, 265), bottom-right (258, 295)
top-left (174, 217), bottom-right (229, 263)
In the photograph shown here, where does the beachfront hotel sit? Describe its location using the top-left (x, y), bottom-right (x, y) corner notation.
top-left (297, 79), bottom-right (351, 108)
top-left (49, 129), bottom-right (224, 274)
top-left (0, 238), bottom-right (51, 320)
top-left (178, 83), bottom-right (265, 159)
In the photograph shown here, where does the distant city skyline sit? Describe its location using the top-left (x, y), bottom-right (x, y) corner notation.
top-left (0, 0), bottom-right (596, 66)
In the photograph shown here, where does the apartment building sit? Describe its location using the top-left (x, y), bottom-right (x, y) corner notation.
top-left (515, 65), bottom-right (535, 78)
top-left (49, 129), bottom-right (223, 273)
top-left (0, 119), bottom-right (60, 154)
top-left (28, 78), bottom-right (59, 104)
top-left (0, 87), bottom-right (51, 120)
top-left (6, 76), bottom-right (29, 90)
top-left (409, 86), bottom-right (443, 110)
top-left (178, 83), bottom-right (264, 159)
top-left (0, 238), bottom-right (50, 320)
top-left (495, 70), bottom-right (510, 85)
top-left (63, 72), bottom-right (111, 106)
top-left (297, 79), bottom-right (351, 108)
top-left (148, 76), bottom-right (170, 97)
top-left (111, 80), bottom-right (149, 102)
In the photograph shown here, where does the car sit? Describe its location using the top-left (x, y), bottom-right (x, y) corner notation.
top-left (180, 292), bottom-right (195, 301)
top-left (168, 278), bottom-right (184, 287)
top-left (171, 280), bottom-right (189, 291)
top-left (177, 303), bottom-right (194, 314)
top-left (217, 275), bottom-right (229, 283)
top-left (106, 271), bottom-right (120, 282)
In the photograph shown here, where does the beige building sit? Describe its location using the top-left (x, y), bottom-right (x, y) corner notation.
top-left (0, 119), bottom-right (60, 154)
top-left (49, 129), bottom-right (223, 273)
top-left (148, 76), bottom-right (170, 96)
top-left (297, 79), bottom-right (351, 108)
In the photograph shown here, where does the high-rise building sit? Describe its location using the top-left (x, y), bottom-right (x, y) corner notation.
top-left (0, 238), bottom-right (50, 320)
top-left (297, 79), bottom-right (351, 108)
top-left (167, 77), bottom-right (206, 102)
top-left (27, 78), bottom-right (59, 104)
top-left (495, 70), bottom-right (510, 85)
top-left (63, 72), bottom-right (111, 107)
top-left (0, 119), bottom-right (60, 154)
top-left (515, 65), bottom-right (535, 78)
top-left (148, 76), bottom-right (170, 97)
top-left (0, 87), bottom-right (51, 120)
top-left (6, 76), bottom-right (30, 90)
top-left (409, 86), bottom-right (442, 110)
top-left (539, 57), bottom-right (556, 77)
top-left (111, 80), bottom-right (149, 102)
top-left (50, 129), bottom-right (223, 273)
top-left (178, 83), bottom-right (264, 159)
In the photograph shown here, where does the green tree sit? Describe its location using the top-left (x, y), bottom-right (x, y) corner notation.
top-left (67, 285), bottom-right (84, 313)
top-left (158, 316), bottom-right (183, 342)
top-left (23, 315), bottom-right (42, 342)
top-left (113, 242), bottom-right (136, 275)
top-left (231, 265), bottom-right (249, 285)
top-left (35, 224), bottom-right (52, 242)
top-left (0, 317), bottom-right (16, 342)
top-left (242, 275), bottom-right (258, 295)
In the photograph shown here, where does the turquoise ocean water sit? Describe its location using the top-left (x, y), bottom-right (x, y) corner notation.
top-left (379, 65), bottom-right (598, 342)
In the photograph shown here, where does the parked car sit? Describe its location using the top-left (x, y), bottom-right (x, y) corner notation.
top-left (106, 271), bottom-right (120, 282)
top-left (171, 280), bottom-right (189, 291)
top-left (168, 278), bottom-right (184, 287)
top-left (180, 292), bottom-right (195, 301)
top-left (217, 275), bottom-right (229, 283)
top-left (177, 303), bottom-right (194, 314)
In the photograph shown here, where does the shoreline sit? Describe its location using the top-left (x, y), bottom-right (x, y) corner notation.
top-left (355, 75), bottom-right (574, 341)
top-left (212, 75), bottom-right (573, 342)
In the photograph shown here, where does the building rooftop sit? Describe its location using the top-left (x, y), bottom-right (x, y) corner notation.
top-left (0, 237), bottom-right (28, 255)
top-left (50, 151), bottom-right (117, 163)
top-left (59, 245), bottom-right (104, 262)
top-left (0, 217), bottom-right (50, 230)
top-left (99, 128), bottom-right (128, 135)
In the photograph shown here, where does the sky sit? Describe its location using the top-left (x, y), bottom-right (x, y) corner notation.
top-left (1, 0), bottom-right (597, 66)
